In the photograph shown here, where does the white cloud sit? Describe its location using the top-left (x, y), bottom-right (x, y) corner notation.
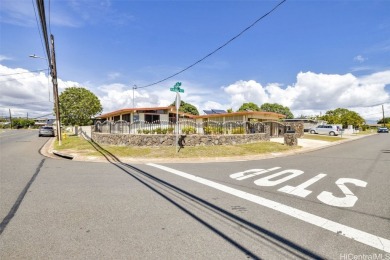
top-left (0, 0), bottom-right (80, 28)
top-left (222, 80), bottom-right (269, 110)
top-left (1, 64), bottom-right (389, 122)
top-left (107, 72), bottom-right (121, 80)
top-left (354, 55), bottom-right (366, 63)
top-left (0, 55), bottom-right (12, 62)
top-left (222, 71), bottom-right (390, 120)
top-left (0, 65), bottom-right (79, 118)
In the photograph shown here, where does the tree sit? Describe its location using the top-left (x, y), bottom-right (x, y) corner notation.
top-left (260, 103), bottom-right (294, 119)
top-left (58, 87), bottom-right (103, 126)
top-left (11, 118), bottom-right (35, 128)
top-left (320, 108), bottom-right (365, 128)
top-left (237, 102), bottom-right (260, 112)
top-left (378, 117), bottom-right (390, 124)
top-left (170, 100), bottom-right (199, 115)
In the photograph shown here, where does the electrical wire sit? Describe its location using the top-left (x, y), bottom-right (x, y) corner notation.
top-left (0, 101), bottom-right (53, 107)
top-left (48, 0), bottom-right (52, 36)
top-left (0, 69), bottom-right (48, 77)
top-left (36, 0), bottom-right (51, 62)
top-left (137, 0), bottom-right (287, 89)
top-left (31, 0), bottom-right (49, 68)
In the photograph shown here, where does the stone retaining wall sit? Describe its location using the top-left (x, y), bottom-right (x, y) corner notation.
top-left (284, 133), bottom-right (298, 146)
top-left (92, 132), bottom-right (270, 147)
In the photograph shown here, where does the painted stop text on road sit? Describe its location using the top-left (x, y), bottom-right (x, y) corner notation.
top-left (229, 166), bottom-right (367, 208)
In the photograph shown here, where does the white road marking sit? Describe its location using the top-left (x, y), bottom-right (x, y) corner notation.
top-left (147, 163), bottom-right (390, 253)
top-left (254, 169), bottom-right (304, 187)
top-left (278, 173), bottom-right (327, 198)
top-left (229, 167), bottom-right (281, 181)
top-left (317, 178), bottom-right (367, 208)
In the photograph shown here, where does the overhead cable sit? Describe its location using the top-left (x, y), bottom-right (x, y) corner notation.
top-left (138, 0), bottom-right (287, 89)
top-left (31, 0), bottom-right (49, 68)
top-left (0, 69), bottom-right (48, 77)
top-left (36, 0), bottom-right (51, 62)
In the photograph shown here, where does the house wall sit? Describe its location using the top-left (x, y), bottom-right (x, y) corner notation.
top-left (161, 114), bottom-right (169, 121)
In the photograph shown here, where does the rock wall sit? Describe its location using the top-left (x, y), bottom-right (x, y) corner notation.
top-left (92, 132), bottom-right (270, 147)
top-left (284, 122), bottom-right (304, 138)
top-left (284, 133), bottom-right (298, 146)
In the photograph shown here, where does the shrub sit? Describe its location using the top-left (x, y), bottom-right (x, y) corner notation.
top-left (232, 127), bottom-right (245, 134)
top-left (181, 126), bottom-right (196, 134)
top-left (361, 125), bottom-right (369, 131)
top-left (203, 126), bottom-right (222, 135)
top-left (167, 127), bottom-right (174, 134)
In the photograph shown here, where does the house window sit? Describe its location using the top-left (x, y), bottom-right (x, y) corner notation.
top-left (113, 115), bottom-right (120, 121)
top-left (145, 114), bottom-right (160, 123)
top-left (169, 113), bottom-right (176, 123)
top-left (122, 114), bottom-right (131, 122)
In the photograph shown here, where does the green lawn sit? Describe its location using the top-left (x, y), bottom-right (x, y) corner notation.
top-left (54, 135), bottom-right (299, 159)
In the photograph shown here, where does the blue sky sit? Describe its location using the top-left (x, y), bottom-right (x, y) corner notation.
top-left (1, 0), bottom-right (390, 122)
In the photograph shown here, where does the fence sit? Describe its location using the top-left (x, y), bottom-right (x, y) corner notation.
top-left (94, 120), bottom-right (268, 135)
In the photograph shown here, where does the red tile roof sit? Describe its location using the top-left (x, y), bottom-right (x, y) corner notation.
top-left (96, 106), bottom-right (285, 120)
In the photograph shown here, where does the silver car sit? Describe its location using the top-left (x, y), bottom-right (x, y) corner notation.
top-left (309, 125), bottom-right (341, 136)
top-left (38, 126), bottom-right (55, 137)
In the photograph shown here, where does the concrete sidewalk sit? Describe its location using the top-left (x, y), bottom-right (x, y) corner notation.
top-left (42, 133), bottom-right (374, 164)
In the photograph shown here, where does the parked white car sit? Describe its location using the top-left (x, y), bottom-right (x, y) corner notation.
top-left (309, 125), bottom-right (341, 136)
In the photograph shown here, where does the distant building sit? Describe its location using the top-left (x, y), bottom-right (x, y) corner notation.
top-left (34, 118), bottom-right (56, 126)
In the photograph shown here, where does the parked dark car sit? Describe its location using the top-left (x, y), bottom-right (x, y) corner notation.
top-left (377, 127), bottom-right (389, 133)
top-left (39, 126), bottom-right (55, 137)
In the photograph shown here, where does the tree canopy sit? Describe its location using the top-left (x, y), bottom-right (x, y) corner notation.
top-left (378, 117), bottom-right (390, 124)
top-left (320, 108), bottom-right (365, 128)
top-left (10, 118), bottom-right (35, 129)
top-left (58, 87), bottom-right (103, 126)
top-left (170, 100), bottom-right (199, 115)
top-left (260, 103), bottom-right (294, 119)
top-left (237, 102), bottom-right (260, 112)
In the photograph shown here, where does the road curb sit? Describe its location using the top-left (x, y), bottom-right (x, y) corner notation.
top-left (40, 137), bottom-right (75, 160)
top-left (42, 134), bottom-right (376, 164)
top-left (52, 150), bottom-right (74, 160)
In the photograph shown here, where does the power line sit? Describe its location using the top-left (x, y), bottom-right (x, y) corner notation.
top-left (138, 0), bottom-right (287, 89)
top-left (0, 100), bottom-right (53, 107)
top-left (36, 0), bottom-right (51, 62)
top-left (31, 0), bottom-right (49, 68)
top-left (48, 0), bottom-right (52, 36)
top-left (0, 69), bottom-right (48, 77)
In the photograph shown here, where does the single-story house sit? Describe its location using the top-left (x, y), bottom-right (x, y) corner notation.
top-left (95, 106), bottom-right (287, 136)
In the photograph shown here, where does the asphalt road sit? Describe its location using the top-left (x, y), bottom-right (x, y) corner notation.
top-left (0, 130), bottom-right (389, 259)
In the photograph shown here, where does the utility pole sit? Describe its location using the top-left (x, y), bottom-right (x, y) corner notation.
top-left (382, 104), bottom-right (386, 127)
top-left (9, 109), bottom-right (12, 129)
top-left (133, 85), bottom-right (137, 108)
top-left (51, 34), bottom-right (62, 145)
top-left (169, 82), bottom-right (184, 153)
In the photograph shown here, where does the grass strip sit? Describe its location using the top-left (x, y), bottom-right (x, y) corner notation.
top-left (54, 135), bottom-right (299, 159)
